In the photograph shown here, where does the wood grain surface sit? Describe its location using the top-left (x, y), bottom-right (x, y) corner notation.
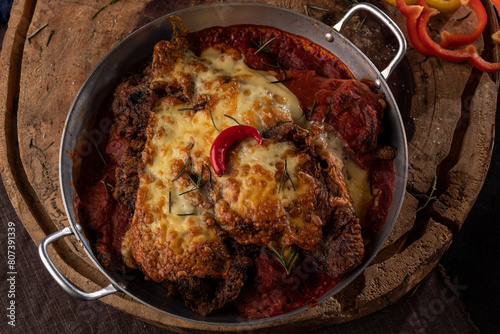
top-left (0, 0), bottom-right (498, 332)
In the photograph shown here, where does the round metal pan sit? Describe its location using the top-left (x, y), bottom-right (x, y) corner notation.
top-left (39, 1), bottom-right (408, 326)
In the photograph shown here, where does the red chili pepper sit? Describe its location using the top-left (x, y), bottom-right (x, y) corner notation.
top-left (438, 0), bottom-right (487, 48)
top-left (210, 125), bottom-right (263, 177)
top-left (416, 0), bottom-right (500, 72)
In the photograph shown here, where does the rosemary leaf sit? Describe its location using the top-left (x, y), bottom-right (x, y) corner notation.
top-left (456, 11), bottom-right (472, 21)
top-left (197, 165), bottom-right (204, 187)
top-left (178, 187), bottom-right (199, 196)
top-left (168, 191), bottom-right (172, 213)
top-left (261, 60), bottom-right (282, 69)
top-left (93, 143), bottom-right (107, 166)
top-left (178, 106), bottom-right (204, 111)
top-left (224, 114), bottom-right (241, 125)
top-left (331, 106), bottom-right (351, 121)
top-left (46, 29), bottom-right (54, 47)
top-left (254, 36), bottom-right (276, 54)
top-left (285, 170), bottom-right (296, 191)
top-left (308, 99), bottom-right (317, 119)
top-left (322, 106), bottom-right (331, 123)
top-left (100, 179), bottom-right (109, 196)
top-left (294, 113), bottom-right (304, 124)
top-left (269, 244), bottom-right (298, 275)
top-left (171, 157), bottom-right (191, 182)
top-left (358, 17), bottom-right (367, 29)
top-left (209, 110), bottom-right (220, 132)
top-left (28, 24), bottom-right (48, 43)
top-left (278, 159), bottom-right (287, 194)
top-left (204, 164), bottom-right (212, 187)
top-left (177, 213), bottom-right (194, 217)
top-left (270, 77), bottom-right (293, 84)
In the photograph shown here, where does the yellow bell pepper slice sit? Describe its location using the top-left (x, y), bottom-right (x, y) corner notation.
top-left (386, 0), bottom-right (461, 13)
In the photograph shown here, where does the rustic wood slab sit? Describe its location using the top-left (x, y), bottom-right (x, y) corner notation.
top-left (0, 0), bottom-right (498, 331)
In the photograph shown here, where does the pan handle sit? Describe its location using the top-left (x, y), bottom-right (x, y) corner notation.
top-left (331, 3), bottom-right (407, 83)
top-left (38, 226), bottom-right (119, 300)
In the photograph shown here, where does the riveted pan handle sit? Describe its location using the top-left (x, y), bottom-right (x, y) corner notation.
top-left (38, 226), bottom-right (119, 300)
top-left (332, 3), bottom-right (407, 83)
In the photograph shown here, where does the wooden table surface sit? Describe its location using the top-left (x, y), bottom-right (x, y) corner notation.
top-left (0, 0), bottom-right (498, 332)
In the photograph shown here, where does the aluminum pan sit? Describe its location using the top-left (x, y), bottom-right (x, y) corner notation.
top-left (59, 1), bottom-right (408, 326)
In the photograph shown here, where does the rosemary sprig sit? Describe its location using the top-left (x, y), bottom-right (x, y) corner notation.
top-left (269, 245), bottom-right (299, 275)
top-left (179, 165), bottom-right (204, 196)
top-left (322, 107), bottom-right (331, 123)
top-left (178, 106), bottom-right (204, 111)
top-left (91, 0), bottom-right (119, 20)
top-left (93, 143), bottom-right (107, 166)
top-left (308, 99), bottom-right (317, 119)
top-left (209, 110), bottom-right (220, 132)
top-left (254, 36), bottom-right (276, 54)
top-left (415, 176), bottom-right (439, 212)
top-left (177, 213), bottom-right (195, 216)
top-left (46, 29), bottom-right (54, 47)
top-left (171, 157), bottom-right (191, 182)
top-left (28, 24), bottom-right (48, 43)
top-left (224, 114), bottom-right (241, 125)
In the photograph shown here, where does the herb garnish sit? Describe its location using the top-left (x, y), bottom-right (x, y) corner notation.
top-left (46, 30), bottom-right (54, 47)
top-left (304, 5), bottom-right (329, 17)
top-left (456, 11), bottom-right (472, 21)
top-left (224, 114), bottom-right (241, 125)
top-left (171, 157), bottom-right (191, 182)
top-left (179, 165), bottom-right (204, 196)
top-left (308, 99), bottom-right (317, 119)
top-left (209, 110), bottom-right (220, 132)
top-left (168, 191), bottom-right (172, 213)
top-left (91, 0), bottom-right (119, 20)
top-left (341, 0), bottom-right (359, 13)
top-left (278, 159), bottom-right (295, 193)
top-left (178, 106), bottom-right (204, 111)
top-left (358, 17), bottom-right (367, 29)
top-left (93, 143), bottom-right (107, 166)
top-left (100, 177), bottom-right (113, 196)
top-left (322, 107), bottom-right (331, 123)
top-left (270, 77), bottom-right (293, 84)
top-left (331, 106), bottom-right (351, 121)
top-left (294, 113), bottom-right (305, 124)
top-left (28, 24), bottom-right (48, 43)
top-left (204, 163), bottom-right (212, 187)
top-left (177, 213), bottom-right (195, 216)
top-left (269, 245), bottom-right (299, 275)
top-left (254, 35), bottom-right (276, 54)
top-left (415, 176), bottom-right (439, 212)
top-left (435, 56), bottom-right (443, 72)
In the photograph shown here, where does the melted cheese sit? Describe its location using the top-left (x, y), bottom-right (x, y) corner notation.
top-left (122, 45), bottom-right (372, 271)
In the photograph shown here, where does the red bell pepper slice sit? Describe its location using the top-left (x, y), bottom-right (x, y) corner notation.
top-left (438, 0), bottom-right (487, 48)
top-left (210, 125), bottom-right (263, 177)
top-left (416, 0), bottom-right (500, 72)
top-left (396, 0), bottom-right (433, 56)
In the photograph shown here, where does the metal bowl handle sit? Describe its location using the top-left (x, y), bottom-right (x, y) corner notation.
top-left (38, 226), bottom-right (119, 300)
top-left (332, 3), bottom-right (407, 82)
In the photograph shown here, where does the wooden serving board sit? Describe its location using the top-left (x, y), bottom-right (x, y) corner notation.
top-left (0, 0), bottom-right (498, 332)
